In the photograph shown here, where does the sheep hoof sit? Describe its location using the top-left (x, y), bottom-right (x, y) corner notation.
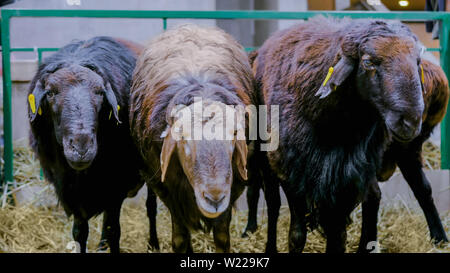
top-left (96, 239), bottom-right (109, 253)
top-left (431, 236), bottom-right (448, 248)
top-left (241, 226), bottom-right (257, 238)
top-left (148, 245), bottom-right (161, 253)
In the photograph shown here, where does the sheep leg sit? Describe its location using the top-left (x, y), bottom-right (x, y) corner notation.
top-left (282, 183), bottom-right (307, 253)
top-left (101, 204), bottom-right (122, 253)
top-left (262, 179), bottom-right (281, 253)
top-left (146, 186), bottom-right (160, 251)
top-left (213, 210), bottom-right (231, 253)
top-left (260, 156), bottom-right (281, 253)
top-left (320, 206), bottom-right (348, 253)
top-left (72, 217), bottom-right (89, 253)
top-left (242, 176), bottom-right (261, 237)
top-left (171, 217), bottom-right (193, 253)
top-left (397, 150), bottom-right (449, 244)
top-left (358, 178), bottom-right (381, 253)
top-left (325, 227), bottom-right (347, 253)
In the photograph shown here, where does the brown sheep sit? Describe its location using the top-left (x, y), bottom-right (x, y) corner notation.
top-left (244, 58), bottom-right (449, 252)
top-left (129, 24), bottom-right (255, 253)
top-left (251, 17), bottom-right (428, 252)
top-left (360, 58), bottom-right (449, 252)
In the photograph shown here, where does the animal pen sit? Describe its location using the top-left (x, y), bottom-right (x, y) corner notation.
top-left (0, 9), bottom-right (449, 253)
top-left (2, 9), bottom-right (450, 185)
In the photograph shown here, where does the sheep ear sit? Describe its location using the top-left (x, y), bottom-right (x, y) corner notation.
top-left (315, 55), bottom-right (354, 99)
top-left (161, 130), bottom-right (176, 182)
top-left (28, 81), bottom-right (48, 122)
top-left (104, 82), bottom-right (121, 124)
top-left (234, 140), bottom-right (248, 181)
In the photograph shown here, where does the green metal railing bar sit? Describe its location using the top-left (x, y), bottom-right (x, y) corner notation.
top-left (2, 12), bottom-right (12, 184)
top-left (439, 18), bottom-right (450, 170)
top-left (10, 46), bottom-right (442, 53)
top-left (37, 48), bottom-right (59, 64)
top-left (9, 47), bottom-right (60, 64)
top-left (163, 18), bottom-right (167, 30)
top-left (2, 9), bottom-right (450, 20)
top-left (1, 10), bottom-right (450, 185)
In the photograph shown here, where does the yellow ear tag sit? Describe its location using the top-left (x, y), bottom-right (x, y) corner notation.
top-left (323, 66), bottom-right (334, 87)
top-left (38, 107), bottom-right (42, 115)
top-left (28, 94), bottom-right (36, 114)
top-left (420, 64), bottom-right (425, 84)
top-left (109, 105), bottom-right (120, 121)
top-left (116, 105), bottom-right (120, 125)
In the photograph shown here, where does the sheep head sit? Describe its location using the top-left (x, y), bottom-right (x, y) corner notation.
top-left (159, 99), bottom-right (247, 218)
top-left (316, 21), bottom-right (425, 142)
top-left (28, 64), bottom-right (120, 170)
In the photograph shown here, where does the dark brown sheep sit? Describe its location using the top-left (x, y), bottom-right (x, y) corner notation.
top-left (129, 24), bottom-right (255, 253)
top-left (244, 58), bottom-right (449, 252)
top-left (359, 58), bottom-right (449, 252)
top-left (28, 37), bottom-right (149, 253)
top-left (251, 17), bottom-right (428, 252)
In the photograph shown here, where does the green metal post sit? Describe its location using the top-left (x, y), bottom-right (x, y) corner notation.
top-left (1, 12), bottom-right (13, 183)
top-left (37, 48), bottom-right (59, 66)
top-left (163, 18), bottom-right (167, 30)
top-left (440, 18), bottom-right (450, 169)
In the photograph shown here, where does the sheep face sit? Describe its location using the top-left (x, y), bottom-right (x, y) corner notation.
top-left (356, 36), bottom-right (425, 142)
top-left (178, 139), bottom-right (233, 218)
top-left (317, 34), bottom-right (424, 142)
top-left (29, 65), bottom-right (121, 170)
top-left (160, 100), bottom-right (248, 218)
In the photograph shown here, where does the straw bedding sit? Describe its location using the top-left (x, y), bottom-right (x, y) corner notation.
top-left (0, 143), bottom-right (448, 253)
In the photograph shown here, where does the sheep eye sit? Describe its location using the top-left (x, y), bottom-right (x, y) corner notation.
top-left (47, 90), bottom-right (55, 98)
top-left (85, 64), bottom-right (97, 73)
top-left (362, 59), bottom-right (374, 69)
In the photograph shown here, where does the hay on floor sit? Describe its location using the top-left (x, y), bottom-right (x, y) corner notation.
top-left (0, 195), bottom-right (448, 253)
top-left (0, 141), bottom-right (448, 253)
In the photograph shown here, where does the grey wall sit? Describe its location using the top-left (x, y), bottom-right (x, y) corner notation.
top-left (216, 0), bottom-right (309, 48)
top-left (7, 0), bottom-right (216, 56)
top-left (278, 0), bottom-right (308, 30)
top-left (5, 0), bottom-right (311, 54)
top-left (216, 0), bottom-right (254, 48)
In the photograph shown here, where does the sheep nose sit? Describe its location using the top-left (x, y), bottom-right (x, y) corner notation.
top-left (402, 114), bottom-right (422, 134)
top-left (69, 134), bottom-right (94, 157)
top-left (402, 115), bottom-right (421, 130)
top-left (203, 192), bottom-right (226, 210)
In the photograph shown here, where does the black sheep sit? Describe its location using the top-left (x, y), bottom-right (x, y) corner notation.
top-left (359, 58), bottom-right (449, 251)
top-left (28, 36), bottom-right (151, 253)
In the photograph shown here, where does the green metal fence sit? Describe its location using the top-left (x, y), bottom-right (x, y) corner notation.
top-left (1, 9), bottom-right (450, 184)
